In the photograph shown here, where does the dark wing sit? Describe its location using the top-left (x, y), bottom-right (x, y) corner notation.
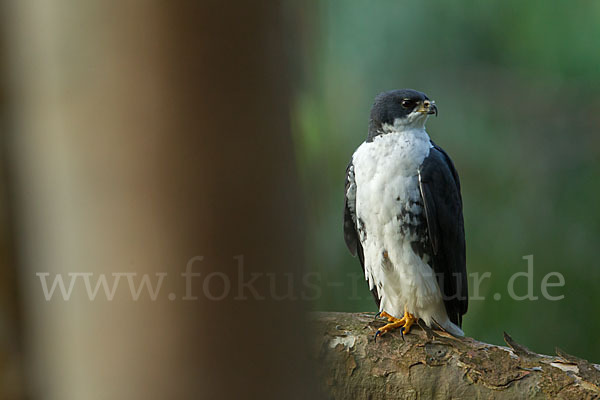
top-left (344, 160), bottom-right (380, 307)
top-left (418, 143), bottom-right (468, 327)
top-left (343, 161), bottom-right (358, 256)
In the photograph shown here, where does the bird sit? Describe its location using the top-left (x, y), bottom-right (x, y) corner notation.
top-left (343, 89), bottom-right (468, 339)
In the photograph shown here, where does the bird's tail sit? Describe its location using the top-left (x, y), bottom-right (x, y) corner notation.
top-left (432, 318), bottom-right (464, 337)
top-left (445, 322), bottom-right (464, 337)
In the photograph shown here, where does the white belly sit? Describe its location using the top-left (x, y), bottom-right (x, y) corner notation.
top-left (352, 128), bottom-right (460, 334)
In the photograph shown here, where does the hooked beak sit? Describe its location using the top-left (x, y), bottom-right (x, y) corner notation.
top-left (418, 100), bottom-right (437, 116)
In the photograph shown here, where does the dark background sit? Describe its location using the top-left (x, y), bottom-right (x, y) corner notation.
top-left (295, 1), bottom-right (600, 361)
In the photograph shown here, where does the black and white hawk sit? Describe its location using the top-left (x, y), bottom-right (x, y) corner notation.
top-left (344, 89), bottom-right (468, 338)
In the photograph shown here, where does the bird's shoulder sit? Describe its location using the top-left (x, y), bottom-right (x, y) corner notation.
top-left (421, 142), bottom-right (461, 189)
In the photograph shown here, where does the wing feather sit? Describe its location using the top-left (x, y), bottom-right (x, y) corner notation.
top-left (418, 144), bottom-right (468, 326)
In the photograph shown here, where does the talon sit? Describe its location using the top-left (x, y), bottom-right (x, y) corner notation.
top-left (374, 330), bottom-right (382, 342)
top-left (375, 312), bottom-right (381, 319)
top-left (373, 309), bottom-right (417, 341)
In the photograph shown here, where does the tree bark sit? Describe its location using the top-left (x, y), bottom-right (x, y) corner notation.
top-left (312, 312), bottom-right (600, 400)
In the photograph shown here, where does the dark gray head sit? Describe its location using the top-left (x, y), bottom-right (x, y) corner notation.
top-left (367, 89), bottom-right (437, 141)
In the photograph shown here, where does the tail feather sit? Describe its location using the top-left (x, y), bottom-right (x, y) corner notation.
top-left (432, 318), bottom-right (464, 337)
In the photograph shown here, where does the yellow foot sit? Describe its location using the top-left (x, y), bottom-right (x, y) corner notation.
top-left (374, 310), bottom-right (417, 341)
top-left (379, 311), bottom-right (403, 322)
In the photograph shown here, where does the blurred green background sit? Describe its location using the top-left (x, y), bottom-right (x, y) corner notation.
top-left (293, 1), bottom-right (600, 361)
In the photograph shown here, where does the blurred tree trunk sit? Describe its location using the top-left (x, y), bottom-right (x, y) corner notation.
top-left (314, 312), bottom-right (600, 399)
top-left (0, 19), bottom-right (25, 398)
top-left (5, 1), bottom-right (319, 399)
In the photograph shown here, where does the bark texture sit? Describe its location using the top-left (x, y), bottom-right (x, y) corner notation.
top-left (312, 312), bottom-right (600, 400)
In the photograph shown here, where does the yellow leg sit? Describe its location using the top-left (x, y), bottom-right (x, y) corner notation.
top-left (375, 309), bottom-right (417, 341)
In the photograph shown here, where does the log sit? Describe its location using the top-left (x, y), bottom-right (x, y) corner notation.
top-left (311, 312), bottom-right (600, 399)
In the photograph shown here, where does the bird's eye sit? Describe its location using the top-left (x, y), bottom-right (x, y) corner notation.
top-left (401, 99), bottom-right (415, 108)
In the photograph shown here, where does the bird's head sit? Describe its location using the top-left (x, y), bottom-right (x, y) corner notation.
top-left (368, 89), bottom-right (437, 137)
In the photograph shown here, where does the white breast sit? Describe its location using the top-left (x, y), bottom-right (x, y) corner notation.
top-left (352, 127), bottom-right (463, 336)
